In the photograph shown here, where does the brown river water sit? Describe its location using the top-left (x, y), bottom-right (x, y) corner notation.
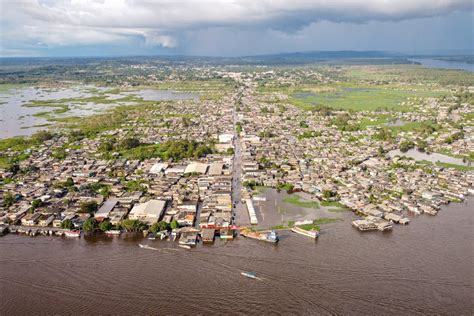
top-left (1, 200), bottom-right (473, 315)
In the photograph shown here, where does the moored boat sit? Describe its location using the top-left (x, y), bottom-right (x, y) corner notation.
top-left (240, 229), bottom-right (279, 243)
top-left (291, 226), bottom-right (319, 239)
top-left (170, 229), bottom-right (179, 241)
top-left (64, 230), bottom-right (81, 238)
top-left (159, 230), bottom-right (169, 240)
top-left (105, 230), bottom-right (121, 236)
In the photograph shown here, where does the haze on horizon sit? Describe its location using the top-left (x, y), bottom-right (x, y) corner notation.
top-left (0, 0), bottom-right (473, 57)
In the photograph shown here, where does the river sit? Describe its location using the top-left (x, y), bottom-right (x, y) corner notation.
top-left (0, 200), bottom-right (472, 314)
top-left (409, 58), bottom-right (474, 72)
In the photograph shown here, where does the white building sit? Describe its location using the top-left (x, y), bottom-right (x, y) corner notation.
top-left (128, 200), bottom-right (167, 224)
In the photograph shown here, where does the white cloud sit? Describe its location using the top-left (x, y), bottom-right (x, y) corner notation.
top-left (0, 0), bottom-right (472, 51)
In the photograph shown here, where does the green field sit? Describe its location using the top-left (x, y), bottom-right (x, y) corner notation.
top-left (344, 65), bottom-right (474, 86)
top-left (290, 85), bottom-right (440, 112)
top-left (283, 195), bottom-right (320, 209)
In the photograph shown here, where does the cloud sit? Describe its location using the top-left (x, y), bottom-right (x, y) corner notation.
top-left (0, 0), bottom-right (472, 54)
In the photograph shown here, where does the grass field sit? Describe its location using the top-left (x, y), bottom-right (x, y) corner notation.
top-left (290, 85), bottom-right (440, 112)
top-left (344, 65), bottom-right (474, 86)
top-left (283, 195), bottom-right (320, 209)
top-left (0, 83), bottom-right (29, 92)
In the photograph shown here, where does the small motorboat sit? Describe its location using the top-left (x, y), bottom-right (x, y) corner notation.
top-left (179, 244), bottom-right (191, 250)
top-left (160, 231), bottom-right (169, 240)
top-left (64, 230), bottom-right (81, 238)
top-left (241, 272), bottom-right (257, 279)
top-left (105, 230), bottom-right (121, 236)
top-left (138, 244), bottom-right (156, 250)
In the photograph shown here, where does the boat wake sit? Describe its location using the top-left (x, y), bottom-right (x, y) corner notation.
top-left (138, 244), bottom-right (159, 251)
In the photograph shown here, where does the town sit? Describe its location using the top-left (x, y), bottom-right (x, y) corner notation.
top-left (0, 61), bottom-right (473, 245)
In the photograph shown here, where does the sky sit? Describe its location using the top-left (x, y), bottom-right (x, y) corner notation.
top-left (0, 0), bottom-right (473, 57)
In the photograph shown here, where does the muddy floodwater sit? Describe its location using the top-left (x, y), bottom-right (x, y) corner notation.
top-left (0, 199), bottom-right (472, 315)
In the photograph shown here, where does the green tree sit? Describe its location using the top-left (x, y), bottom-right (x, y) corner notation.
top-left (322, 190), bottom-right (334, 200)
top-left (374, 127), bottom-right (393, 141)
top-left (119, 219), bottom-right (146, 232)
top-left (417, 139), bottom-right (428, 152)
top-left (31, 198), bottom-right (43, 210)
top-left (377, 145), bottom-right (385, 156)
top-left (82, 218), bottom-right (97, 233)
top-left (79, 201), bottom-right (98, 214)
top-left (150, 221), bottom-right (169, 233)
top-left (32, 130), bottom-right (54, 143)
top-left (157, 221), bottom-right (169, 231)
top-left (61, 218), bottom-right (74, 230)
top-left (236, 122), bottom-right (242, 133)
top-left (3, 192), bottom-right (15, 207)
top-left (99, 138), bottom-right (116, 152)
top-left (100, 185), bottom-right (111, 198)
top-left (8, 163), bottom-right (20, 175)
top-left (119, 137), bottom-right (141, 150)
top-left (170, 219), bottom-right (179, 229)
top-left (99, 220), bottom-right (112, 232)
top-left (399, 140), bottom-right (415, 153)
top-left (65, 177), bottom-right (74, 187)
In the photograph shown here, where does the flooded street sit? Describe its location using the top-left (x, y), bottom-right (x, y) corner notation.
top-left (1, 200), bottom-right (472, 314)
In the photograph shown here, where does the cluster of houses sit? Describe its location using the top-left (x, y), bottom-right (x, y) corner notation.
top-left (0, 66), bottom-right (472, 240)
top-left (233, 73), bottom-right (473, 231)
top-left (0, 90), bottom-right (238, 241)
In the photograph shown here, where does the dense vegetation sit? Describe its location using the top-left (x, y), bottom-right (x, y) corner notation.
top-left (113, 139), bottom-right (214, 161)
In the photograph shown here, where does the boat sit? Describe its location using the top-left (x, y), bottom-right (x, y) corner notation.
top-left (64, 230), bottom-right (81, 238)
top-left (179, 244), bottom-right (191, 250)
top-left (219, 228), bottom-right (234, 240)
top-left (240, 229), bottom-right (279, 243)
top-left (159, 231), bottom-right (169, 240)
top-left (105, 230), bottom-right (121, 236)
top-left (138, 244), bottom-right (156, 250)
top-left (241, 272), bottom-right (257, 279)
top-left (147, 233), bottom-right (156, 240)
top-left (291, 226), bottom-right (319, 239)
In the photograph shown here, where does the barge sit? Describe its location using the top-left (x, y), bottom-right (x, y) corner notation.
top-left (291, 226), bottom-right (319, 239)
top-left (240, 229), bottom-right (279, 243)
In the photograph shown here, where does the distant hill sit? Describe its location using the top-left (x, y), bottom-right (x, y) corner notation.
top-left (4, 50), bottom-right (469, 66)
